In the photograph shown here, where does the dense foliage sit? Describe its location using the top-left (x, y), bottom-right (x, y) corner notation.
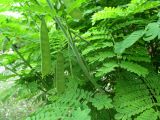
top-left (0, 0), bottom-right (160, 119)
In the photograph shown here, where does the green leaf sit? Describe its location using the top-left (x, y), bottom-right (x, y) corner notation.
top-left (87, 51), bottom-right (115, 64)
top-left (63, 0), bottom-right (84, 20)
top-left (92, 0), bottom-right (160, 24)
top-left (95, 61), bottom-right (119, 77)
top-left (71, 108), bottom-right (91, 120)
top-left (92, 7), bottom-right (124, 23)
top-left (120, 61), bottom-right (148, 77)
top-left (143, 22), bottom-right (160, 41)
top-left (66, 0), bottom-right (86, 14)
top-left (135, 108), bottom-right (158, 120)
top-left (91, 93), bottom-right (113, 110)
top-left (113, 74), bottom-right (160, 120)
top-left (114, 30), bottom-right (144, 54)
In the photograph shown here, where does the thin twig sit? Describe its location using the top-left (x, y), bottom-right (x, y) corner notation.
top-left (5, 36), bottom-right (33, 69)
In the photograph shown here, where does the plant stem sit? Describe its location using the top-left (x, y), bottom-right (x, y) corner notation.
top-left (5, 36), bottom-right (33, 69)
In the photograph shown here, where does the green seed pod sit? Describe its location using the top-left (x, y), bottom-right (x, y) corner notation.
top-left (40, 17), bottom-right (52, 77)
top-left (56, 52), bottom-right (65, 94)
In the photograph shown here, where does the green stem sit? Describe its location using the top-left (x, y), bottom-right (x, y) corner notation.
top-left (68, 43), bottom-right (73, 78)
top-left (4, 65), bottom-right (20, 76)
top-left (55, 17), bottom-right (103, 91)
top-left (70, 30), bottom-right (90, 44)
top-left (45, 0), bottom-right (103, 91)
top-left (5, 36), bottom-right (33, 69)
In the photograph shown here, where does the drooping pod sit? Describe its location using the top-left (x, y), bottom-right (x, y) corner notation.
top-left (56, 51), bottom-right (65, 94)
top-left (40, 17), bottom-right (52, 77)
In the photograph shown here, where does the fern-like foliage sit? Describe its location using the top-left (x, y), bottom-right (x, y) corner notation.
top-left (111, 19), bottom-right (148, 32)
top-left (65, 0), bottom-right (87, 13)
top-left (90, 93), bottom-right (113, 110)
top-left (96, 60), bottom-right (149, 77)
top-left (114, 72), bottom-right (160, 120)
top-left (122, 50), bottom-right (151, 63)
top-left (92, 7), bottom-right (124, 23)
top-left (92, 0), bottom-right (160, 23)
top-left (87, 51), bottom-right (115, 64)
top-left (120, 61), bottom-right (148, 77)
top-left (26, 79), bottom-right (113, 120)
top-left (95, 61), bottom-right (119, 77)
top-left (26, 79), bottom-right (91, 119)
top-left (143, 22), bottom-right (160, 41)
top-left (135, 108), bottom-right (159, 120)
top-left (80, 25), bottom-right (150, 78)
top-left (49, 29), bottom-right (67, 54)
top-left (80, 28), bottom-right (114, 64)
top-left (114, 30), bottom-right (144, 54)
top-left (0, 0), bottom-right (160, 119)
top-left (81, 11), bottom-right (160, 79)
top-left (26, 90), bottom-right (91, 120)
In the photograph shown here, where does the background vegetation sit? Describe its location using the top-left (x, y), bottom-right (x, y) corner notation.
top-left (0, 0), bottom-right (160, 119)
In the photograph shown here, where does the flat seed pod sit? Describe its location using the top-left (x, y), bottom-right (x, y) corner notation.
top-left (56, 52), bottom-right (65, 94)
top-left (40, 17), bottom-right (52, 77)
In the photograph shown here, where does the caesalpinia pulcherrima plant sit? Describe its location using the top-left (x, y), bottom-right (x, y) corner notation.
top-left (0, 0), bottom-right (160, 120)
